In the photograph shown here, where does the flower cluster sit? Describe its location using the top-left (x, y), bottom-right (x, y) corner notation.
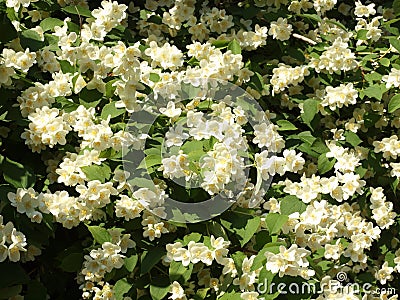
top-left (1, 0), bottom-right (400, 298)
top-left (310, 38), bottom-right (358, 73)
top-left (265, 245), bottom-right (314, 279)
top-left (165, 235), bottom-right (230, 267)
top-left (321, 83), bottom-right (358, 111)
top-left (81, 233), bottom-right (135, 283)
top-left (0, 215), bottom-right (27, 262)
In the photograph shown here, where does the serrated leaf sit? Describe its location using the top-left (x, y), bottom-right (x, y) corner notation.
top-left (87, 225), bottom-right (111, 245)
top-left (26, 281), bottom-right (47, 300)
top-left (0, 13), bottom-right (18, 43)
top-left (279, 195), bottom-right (307, 215)
top-left (40, 18), bottom-right (64, 32)
top-left (290, 131), bottom-right (317, 145)
top-left (276, 120), bottom-right (297, 131)
top-left (388, 94), bottom-right (400, 113)
top-left (364, 71), bottom-right (382, 83)
top-left (344, 131), bottom-right (362, 147)
top-left (81, 164), bottom-right (111, 183)
top-left (301, 99), bottom-right (319, 125)
top-left (104, 79), bottom-right (119, 98)
top-left (318, 153), bottom-right (336, 174)
top-left (0, 263), bottom-right (29, 289)
top-left (20, 30), bottom-right (45, 51)
top-left (183, 232), bottom-right (202, 246)
top-left (140, 248), bottom-right (165, 275)
top-left (265, 213), bottom-right (288, 234)
top-left (251, 242), bottom-right (284, 271)
top-left (390, 37), bottom-right (400, 52)
top-left (150, 278), bottom-right (170, 300)
top-left (124, 254), bottom-right (138, 272)
top-left (2, 157), bottom-right (35, 189)
top-left (62, 5), bottom-right (93, 18)
top-left (60, 253), bottom-right (84, 272)
top-left (380, 57), bottom-right (391, 67)
top-left (138, 154), bottom-right (161, 170)
top-left (360, 84), bottom-right (386, 100)
top-left (221, 213), bottom-right (261, 246)
top-left (169, 261), bottom-right (193, 282)
top-left (114, 278), bottom-right (132, 300)
top-left (227, 39), bottom-right (241, 54)
top-left (356, 29), bottom-right (368, 40)
top-left (231, 251), bottom-right (246, 274)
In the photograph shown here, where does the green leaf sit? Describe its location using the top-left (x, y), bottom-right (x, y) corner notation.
top-left (394, 0), bottom-right (400, 14)
top-left (20, 30), bottom-right (46, 51)
top-left (364, 71), bottom-right (382, 83)
top-left (221, 213), bottom-right (261, 247)
top-left (149, 73), bottom-right (161, 82)
top-left (150, 278), bottom-right (170, 300)
top-left (183, 232), bottom-right (202, 246)
top-left (318, 153), bottom-right (336, 175)
top-left (344, 131), bottom-right (362, 147)
top-left (87, 225), bottom-right (112, 245)
top-left (114, 278), bottom-right (132, 300)
top-left (391, 177), bottom-right (399, 193)
top-left (124, 254), bottom-right (138, 272)
top-left (251, 242), bottom-right (284, 271)
top-left (140, 247), bottom-right (165, 275)
top-left (356, 29), bottom-right (368, 40)
top-left (276, 120), bottom-right (298, 131)
top-left (289, 131), bottom-right (317, 145)
top-left (59, 60), bottom-right (75, 73)
top-left (0, 263), bottom-right (29, 289)
top-left (2, 157), bottom-right (35, 189)
top-left (0, 13), bottom-right (18, 43)
top-left (218, 291), bottom-right (242, 300)
top-left (62, 5), bottom-right (93, 18)
top-left (105, 79), bottom-right (118, 98)
top-left (60, 253), bottom-right (83, 272)
top-left (231, 251), bottom-right (246, 274)
top-left (301, 99), bottom-right (319, 125)
top-left (390, 38), bottom-right (400, 52)
top-left (300, 14), bottom-right (322, 23)
top-left (360, 84), bottom-right (386, 100)
top-left (258, 268), bottom-right (279, 297)
top-left (388, 94), bottom-right (400, 113)
top-left (207, 221), bottom-right (229, 241)
top-left (0, 285), bottom-right (22, 299)
top-left (169, 261), bottom-right (193, 282)
top-left (227, 39), bottom-right (241, 54)
top-left (279, 195), bottom-right (307, 215)
top-left (101, 102), bottom-right (125, 119)
top-left (40, 18), bottom-right (64, 32)
top-left (25, 281), bottom-right (47, 300)
top-left (80, 87), bottom-right (103, 102)
top-left (380, 57), bottom-right (391, 67)
top-left (211, 40), bottom-right (230, 48)
top-left (265, 213), bottom-right (288, 234)
top-left (249, 72), bottom-right (265, 91)
top-left (81, 164), bottom-right (111, 183)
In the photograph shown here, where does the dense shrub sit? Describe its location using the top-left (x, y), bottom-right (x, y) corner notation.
top-left (0, 0), bottom-right (399, 299)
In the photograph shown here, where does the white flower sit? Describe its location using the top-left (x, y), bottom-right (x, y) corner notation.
top-left (169, 281), bottom-right (186, 300)
top-left (160, 101), bottom-right (182, 118)
top-left (354, 1), bottom-right (376, 18)
top-left (268, 18), bottom-right (292, 41)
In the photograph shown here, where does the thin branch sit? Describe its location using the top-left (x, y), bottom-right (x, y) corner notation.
top-left (292, 33), bottom-right (317, 45)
